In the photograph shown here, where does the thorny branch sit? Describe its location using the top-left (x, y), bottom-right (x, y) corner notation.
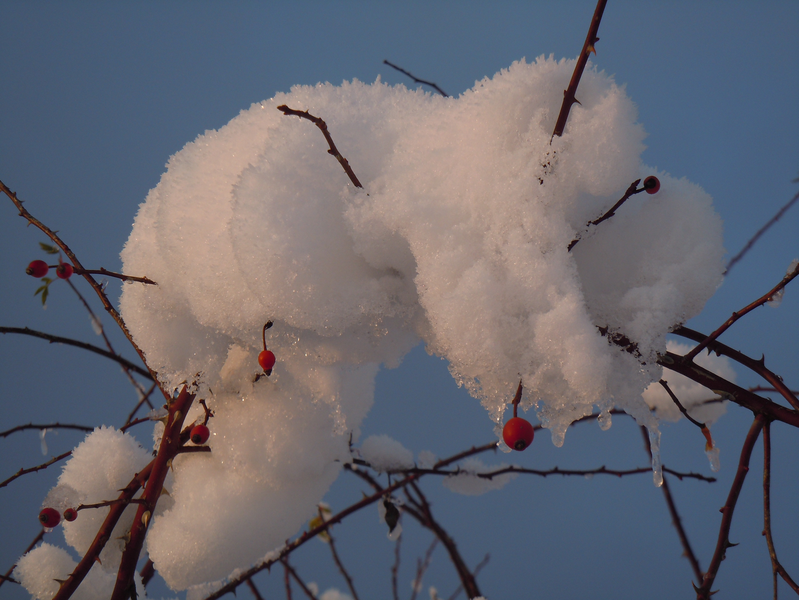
top-left (762, 421), bottom-right (799, 597)
top-left (0, 179), bottom-right (168, 402)
top-left (383, 60), bottom-right (449, 97)
top-left (0, 423), bottom-right (93, 438)
top-left (640, 427), bottom-right (703, 584)
top-left (568, 179), bottom-right (646, 250)
top-left (0, 326), bottom-right (153, 380)
top-left (673, 326), bottom-right (799, 413)
top-left (409, 539), bottom-right (438, 600)
top-left (551, 0), bottom-right (608, 139)
top-left (0, 530), bottom-right (43, 588)
top-left (323, 514), bottom-right (360, 600)
top-left (281, 558), bottom-right (319, 600)
top-left (276, 105), bottom-right (363, 188)
top-left (683, 261), bottom-right (799, 365)
top-left (0, 451), bottom-right (73, 489)
top-left (696, 414), bottom-right (765, 600)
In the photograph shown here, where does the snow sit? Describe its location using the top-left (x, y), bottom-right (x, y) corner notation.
top-left (360, 434), bottom-right (415, 472)
top-left (21, 55), bottom-right (725, 597)
top-left (642, 341), bottom-right (733, 424)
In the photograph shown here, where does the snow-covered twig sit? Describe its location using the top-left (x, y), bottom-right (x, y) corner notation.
top-left (696, 414), bottom-right (765, 599)
top-left (761, 421), bottom-right (799, 596)
top-left (276, 105), bottom-right (364, 189)
top-left (383, 60), bottom-right (449, 97)
top-left (568, 179), bottom-right (643, 251)
top-left (110, 385), bottom-right (196, 600)
top-left (551, 0), bottom-right (608, 139)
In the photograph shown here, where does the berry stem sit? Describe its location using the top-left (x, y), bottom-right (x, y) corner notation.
top-left (262, 320), bottom-right (273, 351)
top-left (512, 380), bottom-right (523, 419)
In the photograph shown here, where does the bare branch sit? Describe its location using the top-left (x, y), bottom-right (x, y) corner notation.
top-left (0, 423), bottom-right (93, 438)
top-left (568, 179), bottom-right (644, 251)
top-left (0, 326), bottom-right (153, 380)
top-left (0, 451), bottom-right (72, 489)
top-left (72, 266), bottom-right (156, 285)
top-left (673, 326), bottom-right (799, 412)
top-left (762, 421), bottom-right (799, 596)
top-left (683, 262), bottom-right (799, 364)
top-left (409, 539), bottom-right (438, 600)
top-left (246, 579), bottom-right (265, 600)
top-left (281, 558), bottom-right (318, 600)
top-left (0, 530), bottom-right (44, 588)
top-left (276, 105), bottom-right (363, 188)
top-left (383, 60), bottom-right (448, 97)
top-left (725, 189), bottom-right (799, 275)
top-left (640, 427), bottom-right (703, 584)
top-left (324, 511), bottom-right (360, 600)
top-left (0, 179), bottom-right (168, 402)
top-left (697, 414), bottom-right (765, 599)
top-left (551, 0), bottom-right (608, 139)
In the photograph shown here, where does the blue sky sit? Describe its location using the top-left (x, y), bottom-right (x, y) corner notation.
top-left (1, 2), bottom-right (798, 599)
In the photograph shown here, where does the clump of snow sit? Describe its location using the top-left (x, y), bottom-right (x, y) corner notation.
top-left (643, 340), bottom-right (733, 424)
top-left (360, 434), bottom-right (415, 472)
top-left (417, 450), bottom-right (438, 469)
top-left (14, 543), bottom-right (146, 600)
top-left (48, 54), bottom-right (726, 592)
top-left (443, 458), bottom-right (517, 495)
top-left (319, 589), bottom-right (354, 600)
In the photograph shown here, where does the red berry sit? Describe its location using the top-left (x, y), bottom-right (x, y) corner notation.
top-left (643, 175), bottom-right (660, 194)
top-left (503, 417), bottom-right (535, 451)
top-left (258, 350), bottom-right (276, 373)
top-left (63, 508), bottom-right (78, 522)
top-left (38, 507), bottom-right (61, 527)
top-left (56, 263), bottom-right (73, 279)
top-left (190, 424), bottom-right (210, 445)
top-left (26, 260), bottom-right (49, 278)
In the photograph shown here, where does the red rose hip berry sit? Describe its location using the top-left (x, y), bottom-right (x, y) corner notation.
top-left (26, 260), bottom-right (49, 278)
top-left (503, 417), bottom-right (535, 451)
top-left (643, 175), bottom-right (661, 194)
top-left (63, 508), bottom-right (78, 522)
top-left (56, 263), bottom-right (73, 279)
top-left (190, 424), bottom-right (210, 445)
top-left (258, 350), bottom-right (276, 374)
top-left (38, 507), bottom-right (61, 527)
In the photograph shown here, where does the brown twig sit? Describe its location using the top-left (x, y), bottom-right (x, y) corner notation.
top-left (404, 482), bottom-right (481, 600)
top-left (0, 451), bottom-right (73, 489)
top-left (725, 189), bottom-right (799, 275)
top-left (51, 458), bottom-right (156, 600)
top-left (110, 385), bottom-right (196, 600)
top-left (696, 414), bottom-right (765, 599)
top-left (123, 382), bottom-right (160, 427)
top-left (683, 262), bottom-right (799, 364)
top-left (659, 351), bottom-right (799, 428)
top-left (391, 529), bottom-right (402, 600)
top-left (281, 558), bottom-right (318, 600)
top-left (551, 0), bottom-right (608, 139)
top-left (383, 60), bottom-right (448, 97)
top-left (245, 578), bottom-right (266, 600)
top-left (0, 423), bottom-right (93, 438)
top-left (283, 558), bottom-right (293, 600)
top-left (0, 530), bottom-right (44, 588)
top-left (568, 180), bottom-right (643, 251)
top-left (140, 559), bottom-right (156, 589)
top-left (640, 427), bottom-right (703, 584)
top-left (673, 327), bottom-right (799, 412)
top-left (323, 512), bottom-right (360, 600)
top-left (0, 326), bottom-right (153, 380)
top-left (445, 553), bottom-right (489, 600)
top-left (276, 105), bottom-right (363, 188)
top-left (409, 539), bottom-right (438, 600)
top-left (64, 278), bottom-right (154, 409)
top-left (659, 379), bottom-right (707, 434)
top-left (762, 421), bottom-right (799, 596)
top-left (72, 266), bottom-right (156, 285)
top-left (0, 178), bottom-right (168, 403)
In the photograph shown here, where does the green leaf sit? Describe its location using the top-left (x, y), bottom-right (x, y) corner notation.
top-left (39, 242), bottom-right (60, 255)
top-left (40, 286), bottom-right (49, 306)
